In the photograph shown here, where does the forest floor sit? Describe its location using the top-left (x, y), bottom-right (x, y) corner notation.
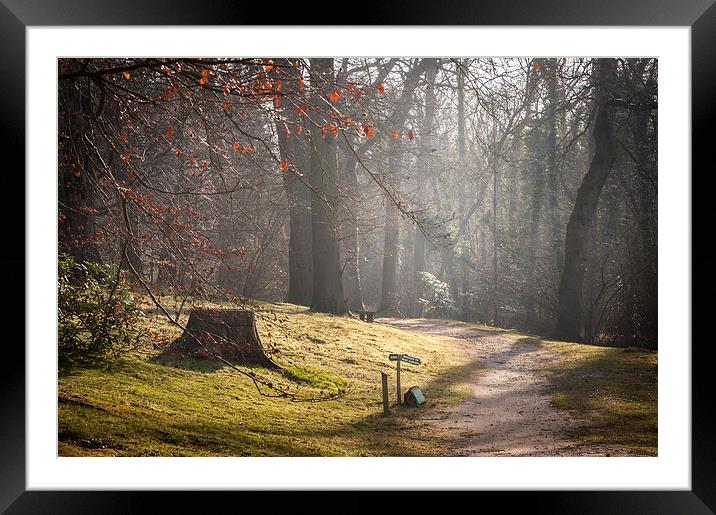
top-left (383, 318), bottom-right (658, 456)
top-left (58, 300), bottom-right (657, 456)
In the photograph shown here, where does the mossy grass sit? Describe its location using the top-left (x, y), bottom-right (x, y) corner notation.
top-left (536, 337), bottom-right (657, 455)
top-left (59, 298), bottom-right (477, 456)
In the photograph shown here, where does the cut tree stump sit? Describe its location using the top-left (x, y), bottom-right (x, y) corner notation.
top-left (170, 308), bottom-right (279, 369)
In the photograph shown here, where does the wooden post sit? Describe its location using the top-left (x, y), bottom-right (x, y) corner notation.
top-left (381, 372), bottom-right (389, 416)
top-left (396, 359), bottom-right (402, 405)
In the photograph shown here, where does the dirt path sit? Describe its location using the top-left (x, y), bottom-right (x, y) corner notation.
top-left (383, 318), bottom-right (596, 456)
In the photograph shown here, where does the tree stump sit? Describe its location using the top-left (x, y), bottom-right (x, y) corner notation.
top-left (170, 309), bottom-right (279, 369)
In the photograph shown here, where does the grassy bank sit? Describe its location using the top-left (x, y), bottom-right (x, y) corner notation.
top-left (58, 300), bottom-right (478, 456)
top-left (536, 337), bottom-right (658, 455)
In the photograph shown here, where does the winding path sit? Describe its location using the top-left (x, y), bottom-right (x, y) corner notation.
top-left (383, 318), bottom-right (596, 456)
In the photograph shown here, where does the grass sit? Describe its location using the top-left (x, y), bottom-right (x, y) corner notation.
top-left (513, 334), bottom-right (657, 456)
top-left (58, 298), bottom-right (478, 456)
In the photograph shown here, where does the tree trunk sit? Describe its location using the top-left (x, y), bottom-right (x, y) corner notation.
top-left (309, 58), bottom-right (346, 315)
top-left (543, 58), bottom-right (563, 276)
top-left (274, 59), bottom-right (313, 306)
top-left (377, 59), bottom-right (424, 315)
top-left (491, 153), bottom-right (500, 325)
top-left (379, 147), bottom-right (402, 316)
top-left (525, 111), bottom-right (545, 329)
top-left (58, 76), bottom-right (101, 264)
top-left (339, 148), bottom-right (365, 311)
top-left (553, 58), bottom-right (618, 341)
top-left (411, 58), bottom-right (439, 314)
top-left (170, 309), bottom-right (279, 368)
top-left (445, 58), bottom-right (466, 304)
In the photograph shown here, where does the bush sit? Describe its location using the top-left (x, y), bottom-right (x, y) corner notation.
top-left (58, 253), bottom-right (145, 365)
top-left (416, 272), bottom-right (458, 319)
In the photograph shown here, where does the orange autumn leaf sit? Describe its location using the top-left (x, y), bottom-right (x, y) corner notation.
top-left (391, 130), bottom-right (399, 138)
top-left (201, 69), bottom-right (210, 77)
top-left (127, 169), bottom-right (136, 181)
top-left (166, 126), bottom-right (173, 139)
top-left (123, 71), bottom-right (130, 80)
top-left (201, 161), bottom-right (209, 168)
top-left (233, 142), bottom-right (240, 151)
top-left (274, 96), bottom-right (282, 108)
top-left (377, 83), bottom-right (385, 94)
top-left (199, 76), bottom-right (208, 86)
top-left (298, 77), bottom-right (305, 91)
top-left (329, 89), bottom-right (341, 103)
top-left (280, 158), bottom-right (288, 172)
top-left (223, 102), bottom-right (231, 110)
top-left (326, 123), bottom-right (337, 137)
top-left (176, 150), bottom-right (183, 157)
top-left (241, 147), bottom-right (253, 153)
top-left (295, 125), bottom-right (303, 136)
top-left (535, 62), bottom-right (542, 71)
top-left (275, 79), bottom-right (282, 91)
top-left (363, 124), bottom-right (374, 138)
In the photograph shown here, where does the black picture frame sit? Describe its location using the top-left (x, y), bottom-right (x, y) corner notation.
top-left (3, 0), bottom-right (713, 512)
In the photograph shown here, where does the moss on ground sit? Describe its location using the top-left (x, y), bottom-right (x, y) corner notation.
top-left (58, 299), bottom-right (477, 456)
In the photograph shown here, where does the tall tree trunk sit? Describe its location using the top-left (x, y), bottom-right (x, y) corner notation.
top-left (379, 147), bottom-right (402, 315)
top-left (553, 58), bottom-right (618, 341)
top-left (274, 59), bottom-right (313, 306)
top-left (308, 58), bottom-right (346, 314)
top-left (525, 107), bottom-right (545, 329)
top-left (377, 59), bottom-right (424, 315)
top-left (412, 58), bottom-right (439, 309)
top-left (445, 58), bottom-right (467, 303)
top-left (630, 59), bottom-right (658, 347)
top-left (335, 60), bottom-right (400, 312)
top-left (58, 77), bottom-right (101, 263)
top-left (491, 152), bottom-right (500, 325)
top-left (339, 147), bottom-right (365, 311)
top-left (543, 58), bottom-right (563, 276)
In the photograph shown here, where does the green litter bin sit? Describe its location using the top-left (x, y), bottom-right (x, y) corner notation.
top-left (404, 386), bottom-right (426, 407)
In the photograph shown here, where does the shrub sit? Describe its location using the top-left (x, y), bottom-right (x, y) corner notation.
top-left (58, 253), bottom-right (145, 365)
top-left (416, 272), bottom-right (458, 319)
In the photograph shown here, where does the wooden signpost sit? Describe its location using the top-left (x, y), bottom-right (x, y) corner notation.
top-left (381, 371), bottom-right (389, 415)
top-left (388, 353), bottom-right (421, 405)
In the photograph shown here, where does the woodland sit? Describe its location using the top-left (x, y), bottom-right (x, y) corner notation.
top-left (57, 57), bottom-right (658, 457)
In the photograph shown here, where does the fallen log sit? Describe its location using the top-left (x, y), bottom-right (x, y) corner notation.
top-left (170, 308), bottom-right (280, 369)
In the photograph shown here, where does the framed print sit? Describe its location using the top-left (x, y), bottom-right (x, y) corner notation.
top-left (3, 0), bottom-right (714, 512)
